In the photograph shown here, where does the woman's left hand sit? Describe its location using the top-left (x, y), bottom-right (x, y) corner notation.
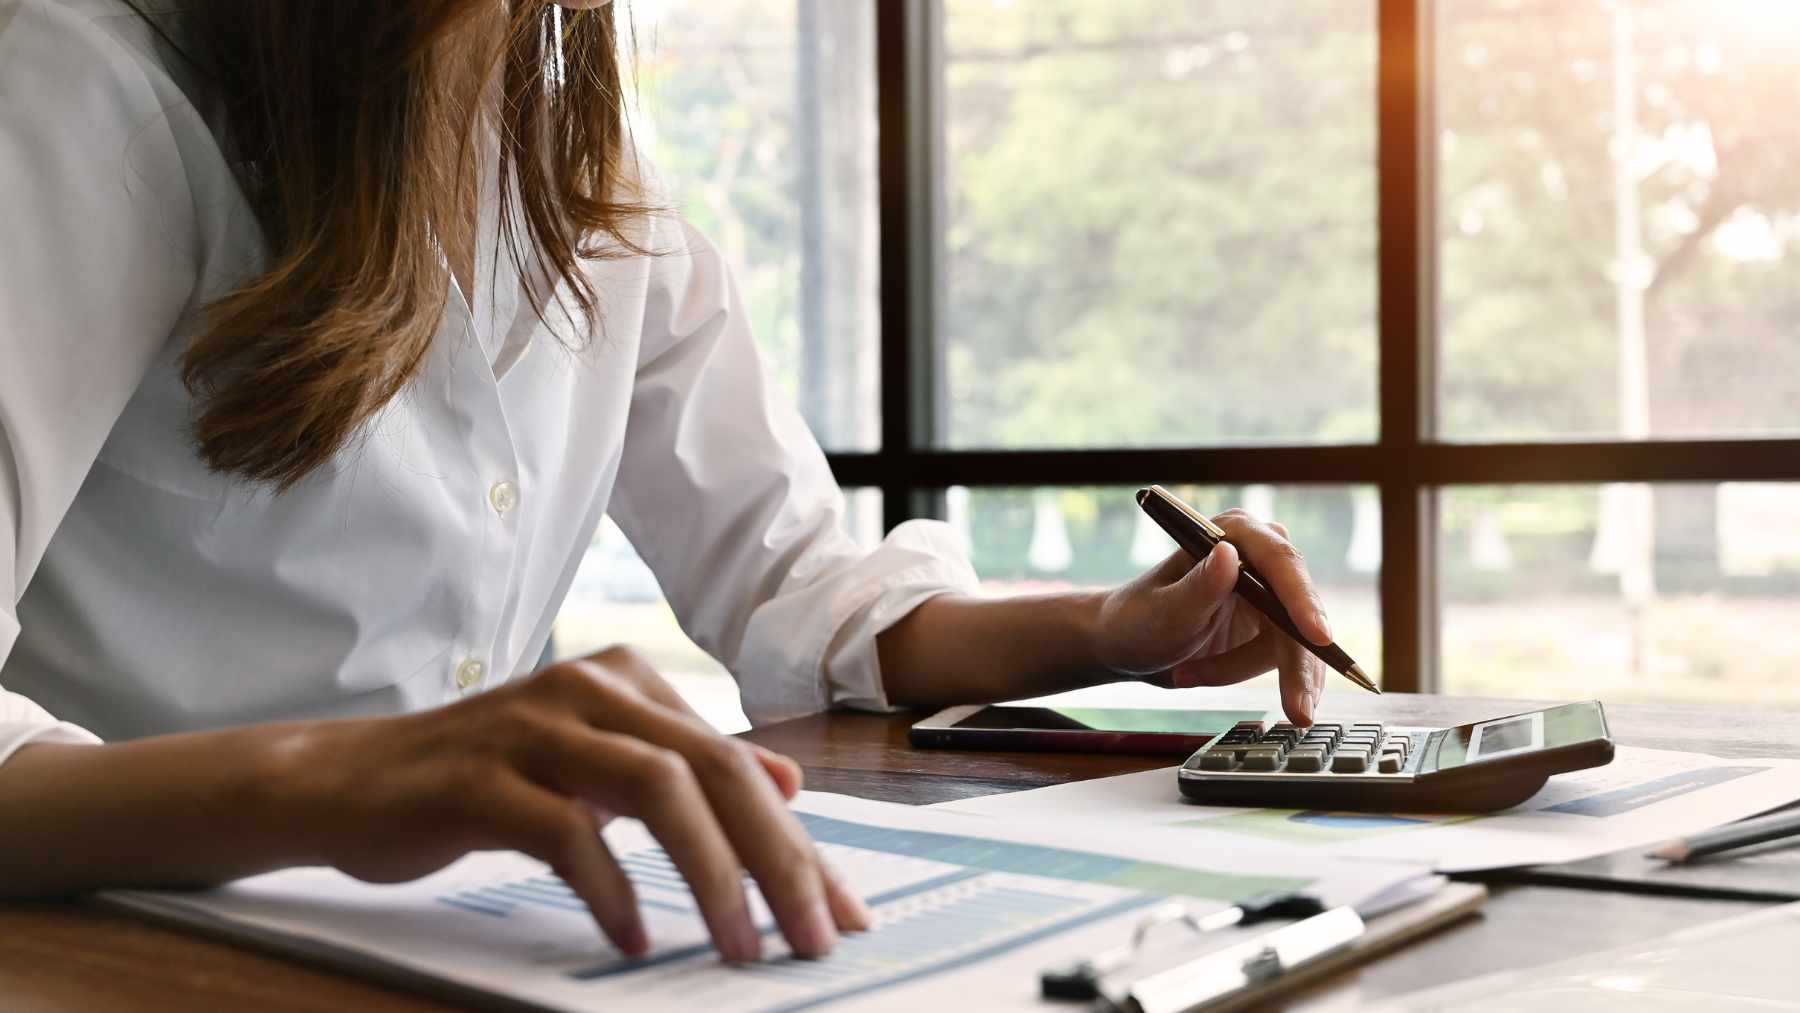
top-left (1091, 509), bottom-right (1335, 726)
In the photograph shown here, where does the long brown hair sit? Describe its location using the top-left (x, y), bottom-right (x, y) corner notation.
top-left (138, 2), bottom-right (651, 488)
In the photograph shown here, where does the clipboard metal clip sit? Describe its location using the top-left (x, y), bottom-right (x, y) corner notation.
top-left (1040, 897), bottom-right (1365, 1013)
top-left (1239, 945), bottom-right (1284, 985)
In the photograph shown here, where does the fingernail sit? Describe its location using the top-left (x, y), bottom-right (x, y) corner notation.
top-left (1316, 611), bottom-right (1334, 644)
top-left (617, 919), bottom-right (650, 958)
top-left (723, 918), bottom-right (762, 963)
top-left (798, 900), bottom-right (838, 957)
top-left (848, 893), bottom-right (874, 931)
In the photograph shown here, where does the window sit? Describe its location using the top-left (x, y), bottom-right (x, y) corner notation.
top-left (553, 0), bottom-right (882, 731)
top-left (1440, 483), bottom-right (1800, 703)
top-left (940, 1), bottom-right (1378, 449)
top-left (573, 0), bottom-right (1800, 718)
top-left (1438, 0), bottom-right (1800, 442)
top-left (627, 0), bottom-right (880, 451)
top-left (963, 484), bottom-right (1381, 701)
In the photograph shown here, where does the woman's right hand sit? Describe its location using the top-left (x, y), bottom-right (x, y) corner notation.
top-left (266, 646), bottom-right (869, 962)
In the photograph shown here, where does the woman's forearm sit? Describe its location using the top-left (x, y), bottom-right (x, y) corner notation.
top-left (0, 728), bottom-right (314, 895)
top-left (875, 532), bottom-right (1336, 726)
top-left (875, 591), bottom-right (1116, 708)
top-left (0, 653), bottom-right (877, 961)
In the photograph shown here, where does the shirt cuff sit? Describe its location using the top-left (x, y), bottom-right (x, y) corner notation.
top-left (816, 519), bottom-right (979, 715)
top-left (0, 610), bottom-right (103, 766)
top-left (732, 518), bottom-right (978, 726)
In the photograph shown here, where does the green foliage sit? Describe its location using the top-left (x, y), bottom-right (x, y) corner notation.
top-left (630, 0), bottom-right (1800, 596)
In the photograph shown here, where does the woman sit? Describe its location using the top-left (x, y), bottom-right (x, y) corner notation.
top-left (0, 0), bottom-right (1335, 964)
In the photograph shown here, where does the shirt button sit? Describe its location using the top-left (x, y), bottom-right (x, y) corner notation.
top-left (489, 480), bottom-right (519, 515)
top-left (455, 658), bottom-right (486, 690)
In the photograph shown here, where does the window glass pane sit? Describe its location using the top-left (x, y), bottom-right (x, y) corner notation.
top-left (1438, 1), bottom-right (1800, 441)
top-left (627, 0), bottom-right (880, 451)
top-left (940, 2), bottom-right (1379, 449)
top-left (1439, 484), bottom-right (1800, 706)
top-left (554, 490), bottom-right (885, 732)
top-left (960, 484), bottom-right (1383, 693)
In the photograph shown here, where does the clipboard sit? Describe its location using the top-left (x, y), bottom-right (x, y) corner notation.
top-left (1043, 881), bottom-right (1487, 1013)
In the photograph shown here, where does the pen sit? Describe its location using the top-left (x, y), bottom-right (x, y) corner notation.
top-left (1136, 485), bottom-right (1378, 695)
top-left (1646, 806), bottom-right (1800, 863)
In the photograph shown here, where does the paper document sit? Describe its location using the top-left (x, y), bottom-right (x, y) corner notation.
top-left (1390, 897), bottom-right (1800, 1010)
top-left (103, 792), bottom-right (1428, 1013)
top-left (930, 745), bottom-right (1800, 873)
top-left (1513, 826), bottom-right (1800, 901)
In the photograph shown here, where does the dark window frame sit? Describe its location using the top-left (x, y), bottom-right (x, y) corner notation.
top-left (830, 0), bottom-right (1800, 692)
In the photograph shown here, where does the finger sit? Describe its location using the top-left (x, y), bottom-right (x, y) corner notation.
top-left (1167, 628), bottom-right (1281, 688)
top-left (560, 659), bottom-right (802, 798)
top-left (1216, 514), bottom-right (1332, 646)
top-left (571, 690), bottom-right (842, 958)
top-left (819, 853), bottom-right (872, 931)
top-left (531, 728), bottom-right (763, 963)
top-left (679, 737), bottom-right (843, 958)
top-left (1145, 546), bottom-right (1201, 588)
top-left (1166, 540), bottom-right (1239, 610)
top-left (1274, 634), bottom-right (1319, 727)
top-left (476, 773), bottom-right (648, 957)
top-left (585, 649), bottom-right (706, 724)
top-left (752, 745), bottom-right (804, 800)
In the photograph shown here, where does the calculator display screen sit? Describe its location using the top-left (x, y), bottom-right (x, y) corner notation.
top-left (1429, 701), bottom-right (1609, 769)
top-left (1475, 716), bottom-right (1535, 756)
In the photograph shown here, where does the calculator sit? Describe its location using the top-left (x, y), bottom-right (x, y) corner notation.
top-left (1177, 701), bottom-right (1615, 812)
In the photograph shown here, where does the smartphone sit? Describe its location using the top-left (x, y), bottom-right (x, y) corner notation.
top-left (909, 704), bottom-right (1268, 756)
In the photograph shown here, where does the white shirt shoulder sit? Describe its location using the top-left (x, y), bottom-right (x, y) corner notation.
top-left (0, 0), bottom-right (236, 760)
top-left (0, 2), bottom-right (978, 766)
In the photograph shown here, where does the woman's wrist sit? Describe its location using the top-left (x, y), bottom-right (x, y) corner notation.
top-left (241, 721), bottom-right (341, 868)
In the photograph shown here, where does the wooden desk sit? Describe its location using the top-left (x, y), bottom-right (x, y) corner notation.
top-left (0, 692), bottom-right (1784, 1011)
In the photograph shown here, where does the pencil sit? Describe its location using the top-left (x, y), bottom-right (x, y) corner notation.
top-left (1646, 806), bottom-right (1800, 863)
top-left (1136, 485), bottom-right (1379, 695)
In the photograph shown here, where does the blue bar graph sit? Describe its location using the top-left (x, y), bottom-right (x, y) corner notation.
top-left (431, 810), bottom-right (1299, 1011)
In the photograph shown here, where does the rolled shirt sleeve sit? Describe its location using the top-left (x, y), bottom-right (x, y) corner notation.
top-left (0, 1), bottom-right (204, 762)
top-left (609, 217), bottom-right (976, 726)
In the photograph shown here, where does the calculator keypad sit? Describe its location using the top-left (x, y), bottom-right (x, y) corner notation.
top-left (1195, 720), bottom-right (1416, 776)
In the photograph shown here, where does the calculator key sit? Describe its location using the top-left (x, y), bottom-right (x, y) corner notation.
top-left (1309, 723), bottom-right (1344, 736)
top-left (1199, 749), bottom-right (1240, 771)
top-left (1285, 749), bottom-right (1327, 773)
top-left (1240, 748), bottom-right (1285, 771)
top-left (1377, 752), bottom-right (1404, 774)
top-left (1332, 750), bottom-right (1371, 773)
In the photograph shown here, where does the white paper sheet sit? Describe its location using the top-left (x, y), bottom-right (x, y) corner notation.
top-left (102, 791), bottom-right (1428, 1012)
top-left (930, 745), bottom-right (1800, 873)
top-left (1389, 898), bottom-right (1800, 1011)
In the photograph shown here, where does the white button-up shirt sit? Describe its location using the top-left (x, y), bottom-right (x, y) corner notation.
top-left (0, 0), bottom-right (975, 766)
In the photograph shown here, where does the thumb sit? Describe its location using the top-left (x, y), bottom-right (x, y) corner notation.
top-left (753, 745), bottom-right (804, 800)
top-left (1171, 540), bottom-right (1241, 613)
